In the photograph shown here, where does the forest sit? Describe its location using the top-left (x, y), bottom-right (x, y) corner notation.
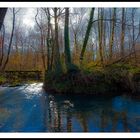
top-left (0, 8), bottom-right (140, 96)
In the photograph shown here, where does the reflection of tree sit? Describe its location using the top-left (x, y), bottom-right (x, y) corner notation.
top-left (57, 107), bottom-right (61, 132)
top-left (47, 94), bottom-right (132, 132)
top-left (112, 112), bottom-right (119, 132)
top-left (112, 111), bottom-right (129, 132)
top-left (81, 116), bottom-right (88, 132)
top-left (100, 109), bottom-right (109, 132)
top-left (66, 111), bottom-right (72, 132)
top-left (47, 95), bottom-right (73, 132)
top-left (121, 112), bottom-right (129, 132)
top-left (48, 105), bottom-right (52, 131)
top-left (75, 112), bottom-right (89, 132)
top-left (47, 98), bottom-right (60, 132)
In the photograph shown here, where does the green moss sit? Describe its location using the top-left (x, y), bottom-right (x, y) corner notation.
top-left (128, 67), bottom-right (140, 74)
top-left (53, 83), bottom-right (68, 93)
top-left (44, 62), bottom-right (140, 95)
top-left (0, 71), bottom-right (42, 86)
top-left (108, 63), bottom-right (140, 74)
top-left (0, 75), bottom-right (6, 84)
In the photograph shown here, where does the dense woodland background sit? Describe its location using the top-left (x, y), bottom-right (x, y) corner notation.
top-left (0, 8), bottom-right (139, 74)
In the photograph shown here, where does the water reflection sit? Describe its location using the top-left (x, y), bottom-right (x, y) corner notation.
top-left (46, 94), bottom-right (140, 132)
top-left (0, 83), bottom-right (140, 132)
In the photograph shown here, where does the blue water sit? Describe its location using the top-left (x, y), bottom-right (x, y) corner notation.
top-left (0, 83), bottom-right (140, 132)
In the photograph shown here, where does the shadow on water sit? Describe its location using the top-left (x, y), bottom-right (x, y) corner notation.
top-left (0, 83), bottom-right (140, 132)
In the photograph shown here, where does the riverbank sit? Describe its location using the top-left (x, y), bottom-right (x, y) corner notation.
top-left (44, 63), bottom-right (140, 97)
top-left (0, 71), bottom-right (42, 87)
top-left (1, 63), bottom-right (140, 97)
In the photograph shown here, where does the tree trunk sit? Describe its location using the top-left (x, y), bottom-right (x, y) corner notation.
top-left (35, 9), bottom-right (46, 71)
top-left (109, 8), bottom-right (116, 59)
top-left (80, 8), bottom-right (95, 61)
top-left (0, 24), bottom-right (5, 67)
top-left (46, 8), bottom-right (51, 72)
top-left (103, 13), bottom-right (106, 61)
top-left (131, 8), bottom-right (137, 63)
top-left (50, 24), bottom-right (54, 71)
top-left (2, 8), bottom-right (15, 71)
top-left (54, 8), bottom-right (62, 73)
top-left (41, 31), bottom-right (46, 71)
top-left (120, 8), bottom-right (125, 57)
top-left (0, 8), bottom-right (7, 30)
top-left (98, 8), bottom-right (104, 65)
top-left (64, 8), bottom-right (72, 72)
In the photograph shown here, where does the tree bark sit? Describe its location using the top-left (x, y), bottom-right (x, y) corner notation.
top-left (0, 8), bottom-right (7, 30)
top-left (35, 9), bottom-right (46, 71)
top-left (98, 8), bottom-right (104, 65)
top-left (120, 8), bottom-right (125, 57)
top-left (47, 8), bottom-right (51, 72)
top-left (2, 8), bottom-right (15, 71)
top-left (0, 24), bottom-right (5, 67)
top-left (109, 8), bottom-right (116, 59)
top-left (54, 8), bottom-right (62, 73)
top-left (64, 8), bottom-right (72, 72)
top-left (80, 8), bottom-right (95, 61)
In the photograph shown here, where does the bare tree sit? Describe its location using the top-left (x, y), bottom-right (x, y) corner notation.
top-left (64, 8), bottom-right (72, 72)
top-left (131, 8), bottom-right (139, 63)
top-left (70, 8), bottom-right (87, 60)
top-left (109, 8), bottom-right (116, 59)
top-left (80, 8), bottom-right (95, 62)
top-left (98, 8), bottom-right (104, 65)
top-left (120, 8), bottom-right (125, 57)
top-left (53, 8), bottom-right (64, 73)
top-left (35, 8), bottom-right (46, 71)
top-left (1, 8), bottom-right (16, 71)
top-left (43, 8), bottom-right (53, 72)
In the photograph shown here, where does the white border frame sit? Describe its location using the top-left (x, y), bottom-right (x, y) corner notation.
top-left (0, 2), bottom-right (140, 8)
top-left (0, 2), bottom-right (140, 138)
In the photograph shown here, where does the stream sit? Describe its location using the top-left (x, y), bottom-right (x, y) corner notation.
top-left (0, 83), bottom-right (140, 132)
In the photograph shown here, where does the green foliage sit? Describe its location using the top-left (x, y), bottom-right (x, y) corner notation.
top-left (128, 66), bottom-right (140, 74)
